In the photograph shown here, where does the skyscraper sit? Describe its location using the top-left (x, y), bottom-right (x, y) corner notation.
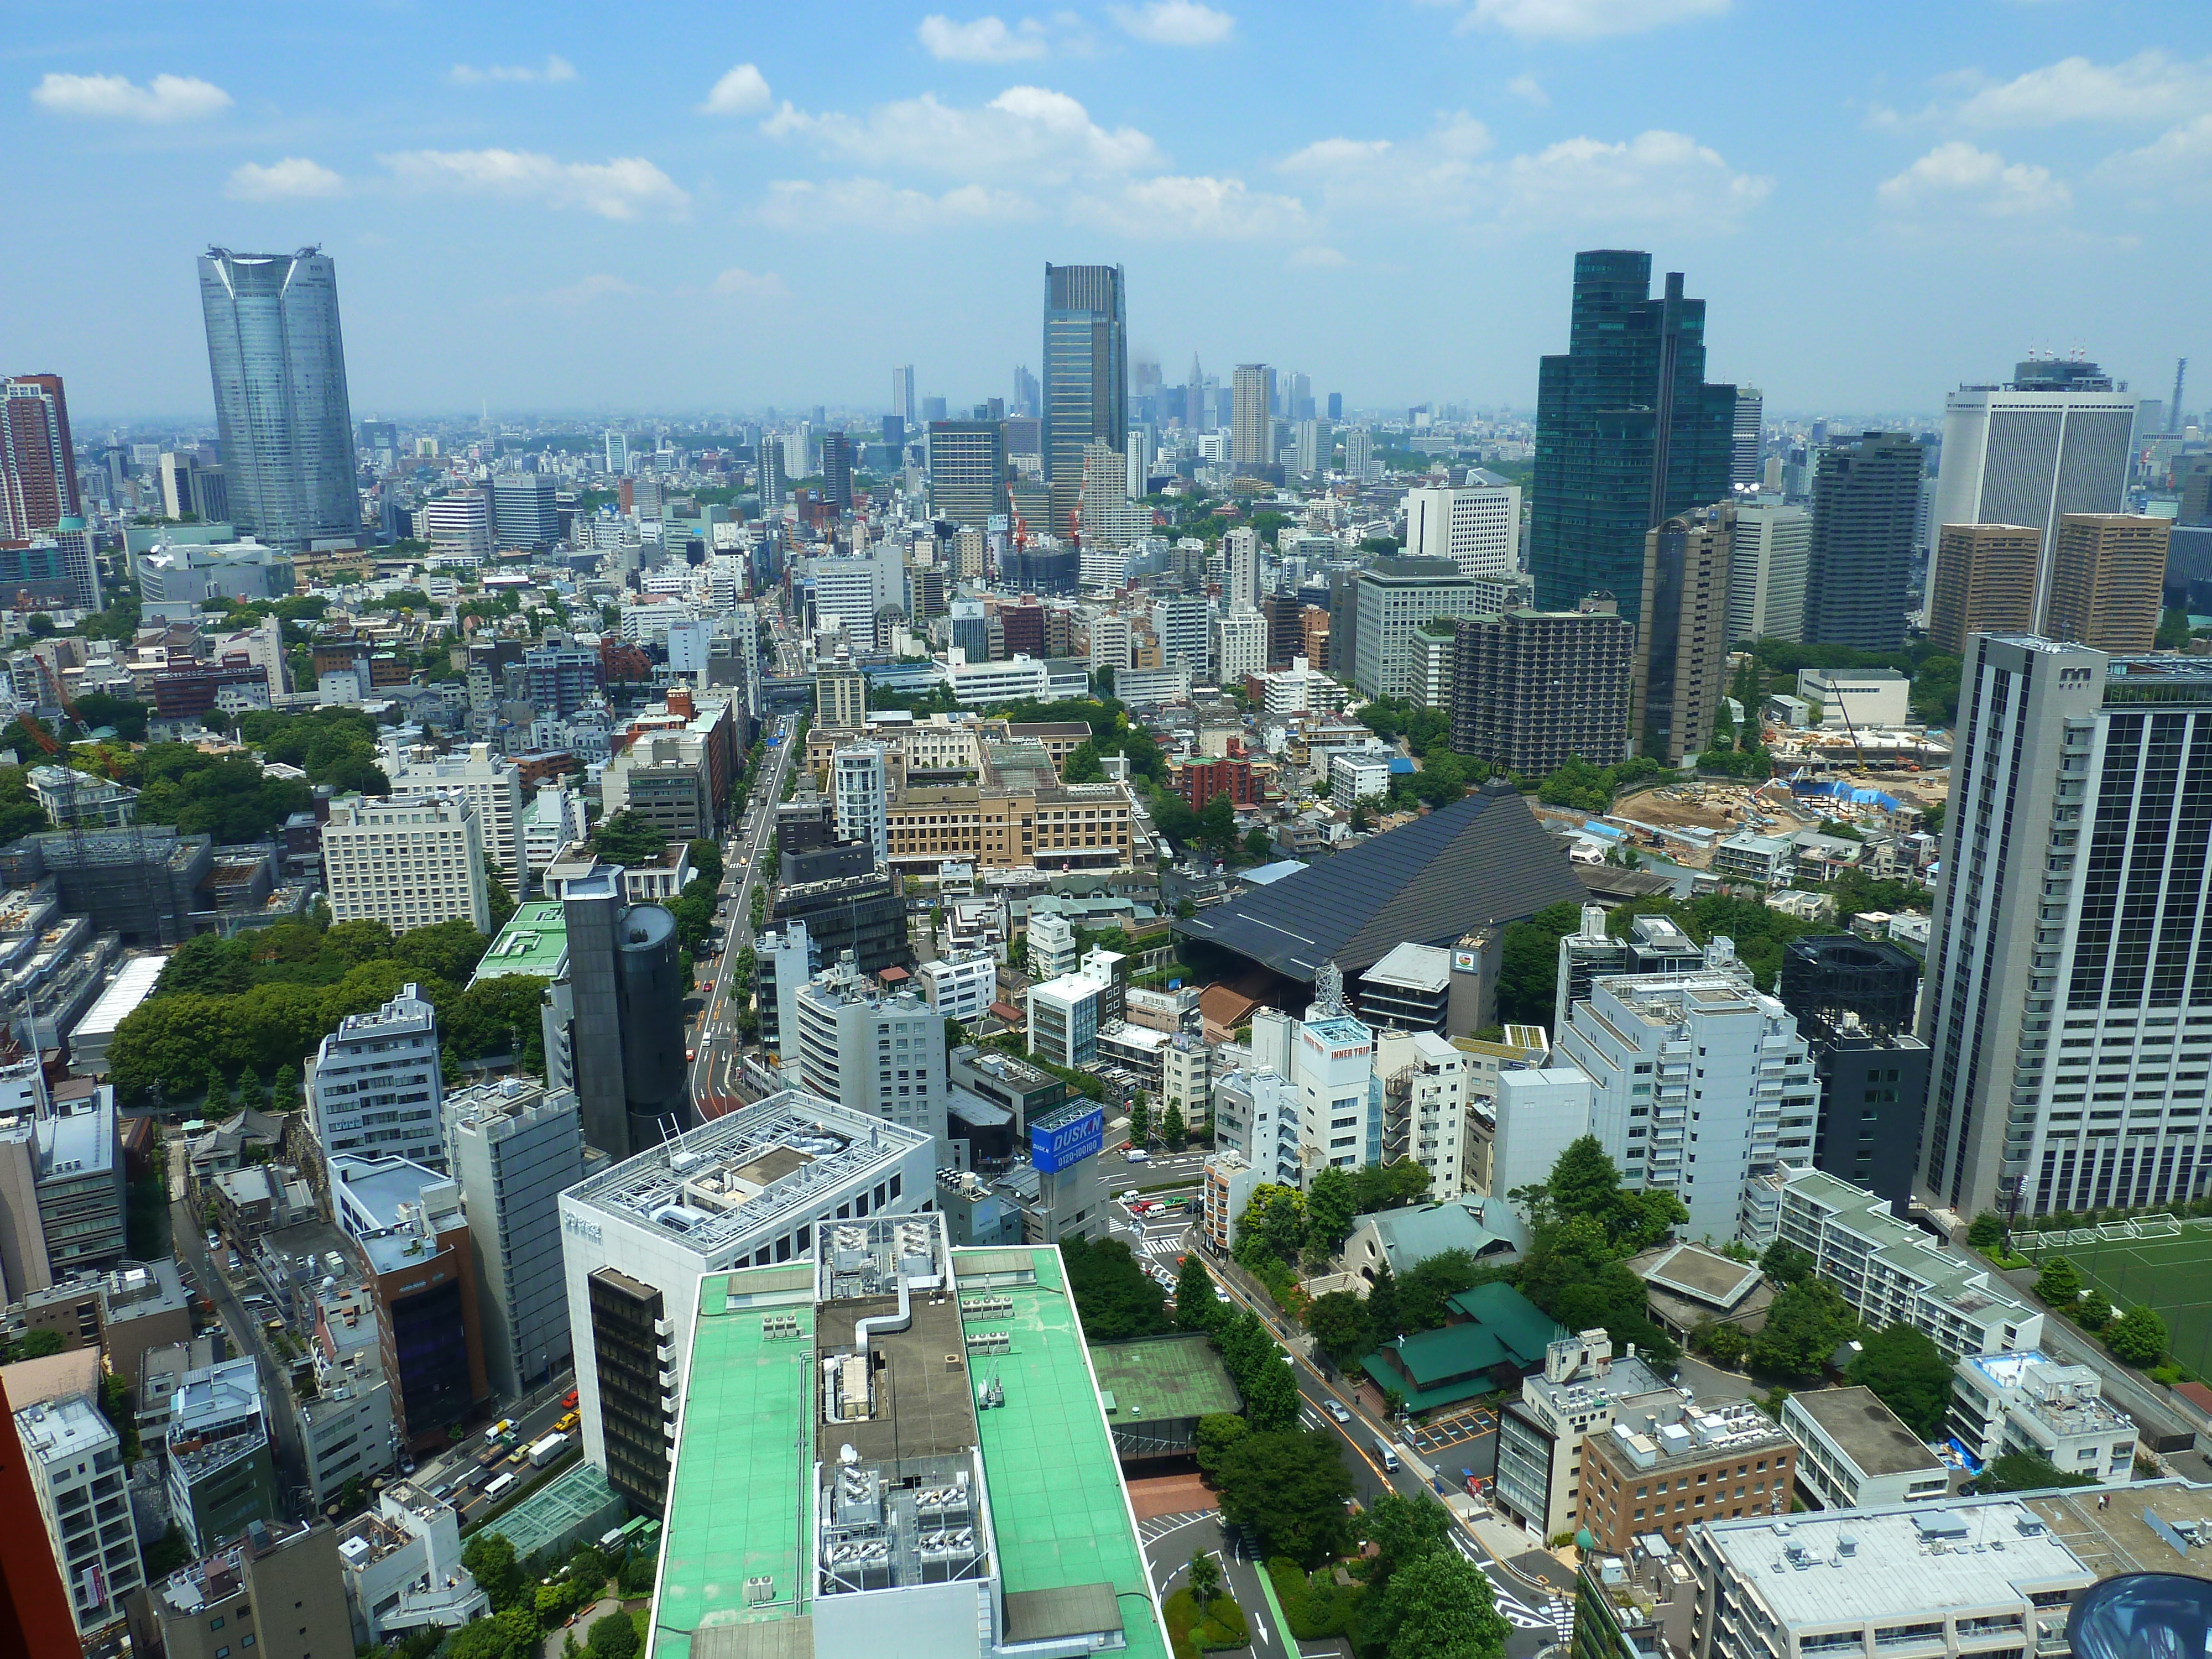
top-left (1328, 392), bottom-right (1343, 422)
top-left (819, 429), bottom-right (853, 513)
top-left (603, 429), bottom-right (628, 474)
top-left (0, 375), bottom-right (79, 539)
top-left (493, 470), bottom-right (559, 550)
top-left (890, 364), bottom-right (915, 425)
top-left (925, 421), bottom-right (1006, 529)
top-left (1931, 358), bottom-right (2136, 628)
top-left (1530, 251), bottom-right (1736, 625)
top-left (2045, 514), bottom-right (2169, 653)
top-left (1802, 432), bottom-right (1923, 651)
top-left (1731, 385), bottom-right (1764, 489)
top-left (197, 247), bottom-right (358, 547)
top-left (1042, 263), bottom-right (1126, 538)
top-left (1919, 638), bottom-right (2212, 1219)
top-left (1230, 364), bottom-right (1272, 469)
top-left (1927, 523), bottom-right (2039, 655)
top-left (1725, 501), bottom-right (1811, 644)
top-left (1406, 482), bottom-right (1520, 582)
top-left (1633, 504), bottom-right (1735, 765)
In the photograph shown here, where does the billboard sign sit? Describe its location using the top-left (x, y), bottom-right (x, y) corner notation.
top-left (1031, 1103), bottom-right (1105, 1173)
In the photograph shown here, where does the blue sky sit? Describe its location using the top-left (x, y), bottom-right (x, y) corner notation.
top-left (10, 1), bottom-right (2208, 424)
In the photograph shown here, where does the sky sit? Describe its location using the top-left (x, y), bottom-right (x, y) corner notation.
top-left (8, 0), bottom-right (2209, 426)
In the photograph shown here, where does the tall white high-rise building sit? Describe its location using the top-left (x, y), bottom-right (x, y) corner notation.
top-left (321, 793), bottom-right (491, 933)
top-left (309, 983), bottom-right (446, 1171)
top-left (1126, 426), bottom-right (1152, 497)
top-left (1151, 594), bottom-right (1211, 672)
top-left (1293, 419), bottom-right (1323, 476)
top-left (1731, 385), bottom-right (1764, 488)
top-left (1223, 526), bottom-right (1261, 612)
top-left (1921, 638), bottom-right (2212, 1220)
top-left (1343, 427), bottom-right (1378, 483)
top-left (424, 490), bottom-right (493, 560)
top-left (1405, 482), bottom-right (1520, 583)
top-left (1230, 364), bottom-right (1272, 468)
top-left (793, 954), bottom-right (950, 1154)
top-left (446, 1079), bottom-right (585, 1398)
top-left (1214, 607), bottom-right (1267, 685)
top-left (830, 743), bottom-right (888, 864)
top-left (18, 1392), bottom-right (143, 1636)
top-left (604, 430), bottom-right (628, 474)
top-left (812, 556), bottom-right (882, 652)
top-left (891, 364), bottom-right (915, 426)
top-left (1725, 500), bottom-right (1812, 644)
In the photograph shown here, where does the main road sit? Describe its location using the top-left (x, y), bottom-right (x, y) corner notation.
top-left (689, 713), bottom-right (797, 1114)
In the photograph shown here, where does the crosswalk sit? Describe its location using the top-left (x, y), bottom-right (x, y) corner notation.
top-left (1137, 1510), bottom-right (1213, 1548)
top-left (1449, 1535), bottom-right (1568, 1635)
top-left (1139, 1235), bottom-right (1185, 1260)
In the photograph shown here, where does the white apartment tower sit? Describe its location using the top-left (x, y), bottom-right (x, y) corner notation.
top-left (1405, 481), bottom-right (1521, 583)
top-left (309, 983), bottom-right (447, 1172)
top-left (829, 743), bottom-right (889, 865)
top-left (424, 491), bottom-right (493, 560)
top-left (793, 955), bottom-right (950, 1155)
top-left (1223, 526), bottom-right (1262, 613)
top-left (385, 742), bottom-right (526, 896)
top-left (321, 793), bottom-right (491, 933)
top-left (17, 1394), bottom-right (143, 1636)
top-left (1214, 608), bottom-right (1268, 685)
top-left (1088, 612), bottom-right (1131, 671)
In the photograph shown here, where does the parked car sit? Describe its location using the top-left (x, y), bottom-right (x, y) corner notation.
top-left (205, 1230), bottom-right (221, 1252)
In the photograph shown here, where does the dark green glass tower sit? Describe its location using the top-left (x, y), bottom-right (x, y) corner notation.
top-left (1531, 251), bottom-right (1736, 626)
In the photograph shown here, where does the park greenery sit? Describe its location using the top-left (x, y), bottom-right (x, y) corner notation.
top-left (445, 1531), bottom-right (652, 1659)
top-left (1510, 1136), bottom-right (1686, 1367)
top-left (1062, 1234), bottom-right (1170, 1340)
top-left (2030, 1254), bottom-right (2173, 1370)
top-left (1231, 1162), bottom-right (1433, 1308)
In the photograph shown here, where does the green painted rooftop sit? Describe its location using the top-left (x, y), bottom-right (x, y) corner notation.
top-left (470, 899), bottom-right (570, 984)
top-left (1088, 1333), bottom-right (1242, 1425)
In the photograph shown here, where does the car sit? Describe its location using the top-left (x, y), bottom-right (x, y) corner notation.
top-left (556, 1411), bottom-right (580, 1433)
top-left (686, 1048), bottom-right (696, 1062)
top-left (206, 1230), bottom-right (221, 1252)
top-left (400, 1455), bottom-right (418, 1474)
top-left (1124, 1149), bottom-right (1149, 1164)
top-left (1117, 1189), bottom-right (1140, 1204)
top-left (1325, 1400), bottom-right (1353, 1424)
top-left (562, 1389), bottom-right (579, 1411)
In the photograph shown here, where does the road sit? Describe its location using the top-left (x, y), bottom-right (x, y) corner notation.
top-left (689, 712), bottom-right (797, 1113)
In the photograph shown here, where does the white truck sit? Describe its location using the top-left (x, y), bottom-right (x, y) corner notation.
top-left (528, 1432), bottom-right (569, 1468)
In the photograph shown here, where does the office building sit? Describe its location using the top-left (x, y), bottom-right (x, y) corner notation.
top-left (423, 490), bottom-right (491, 560)
top-left (155, 1520), bottom-right (352, 1659)
top-left (385, 742), bottom-right (524, 896)
top-left (1577, 1392), bottom-right (1795, 1553)
top-left (16, 1390), bottom-right (142, 1635)
top-left (307, 982), bottom-right (446, 1172)
top-left (1448, 597), bottom-right (1635, 775)
top-left (830, 743), bottom-right (889, 865)
top-left (294, 1270), bottom-right (397, 1507)
top-left (1496, 1329), bottom-right (1678, 1542)
top-left (603, 429), bottom-right (628, 473)
top-left (757, 438), bottom-right (787, 509)
top-left (1633, 504), bottom-right (1735, 764)
top-left (0, 374), bottom-right (79, 539)
top-left (1781, 1386), bottom-right (1949, 1512)
top-left (770, 848), bottom-right (910, 977)
top-left (1354, 556), bottom-right (1481, 698)
top-left (1343, 426), bottom-right (1378, 482)
top-left (754, 920), bottom-right (815, 1058)
top-left (0, 1075), bottom-right (125, 1291)
top-left (1950, 1350), bottom-right (2137, 1485)
top-left (1223, 525), bottom-right (1261, 612)
top-left (197, 247), bottom-right (358, 547)
top-left (492, 470), bottom-right (559, 549)
top-left (1230, 363), bottom-right (1272, 469)
top-left (2045, 513), bottom-right (2168, 652)
top-left (159, 448), bottom-right (229, 522)
top-left (320, 792), bottom-right (491, 933)
top-left (925, 420), bottom-right (1007, 528)
top-left (166, 1357), bottom-right (281, 1553)
top-left (1927, 523), bottom-right (2041, 655)
top-left (1803, 432), bottom-right (1923, 651)
top-left (1531, 252), bottom-right (1736, 624)
top-left (1151, 592), bottom-right (1210, 674)
top-left (540, 853), bottom-right (691, 1162)
top-left (1730, 384), bottom-right (1763, 488)
top-left (891, 364), bottom-right (916, 425)
top-left (1027, 972), bottom-right (1109, 1070)
top-left (446, 1079), bottom-right (585, 1399)
top-left (1725, 500), bottom-right (1811, 644)
top-left (1043, 263), bottom-right (1127, 535)
top-left (918, 950), bottom-right (996, 1027)
top-left (817, 664), bottom-right (867, 728)
top-left (1919, 639), bottom-right (2212, 1219)
top-left (1682, 1497), bottom-right (2095, 1659)
top-left (820, 429), bottom-right (854, 513)
top-left (1214, 607), bottom-right (1267, 684)
top-left (1932, 358), bottom-right (2137, 628)
top-left (1764, 1167), bottom-right (2042, 1357)
top-left (793, 953), bottom-right (950, 1153)
top-left (652, 1214), bottom-right (1166, 1657)
top-left (557, 1093), bottom-right (935, 1509)
top-left (1406, 480), bottom-right (1521, 583)
top-left (0, 534), bottom-right (99, 614)
top-left (1777, 934), bottom-right (1929, 1213)
top-left (814, 557), bottom-right (883, 652)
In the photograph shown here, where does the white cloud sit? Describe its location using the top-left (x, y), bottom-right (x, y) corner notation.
top-left (699, 63), bottom-right (771, 116)
top-left (2094, 114), bottom-right (2212, 199)
top-left (1877, 140), bottom-right (2070, 216)
top-left (758, 177), bottom-right (1036, 231)
top-left (1499, 129), bottom-right (1770, 225)
top-left (1506, 73), bottom-right (1550, 106)
top-left (709, 267), bottom-right (791, 299)
top-left (544, 274), bottom-right (648, 306)
top-left (769, 86), bottom-right (1158, 181)
top-left (450, 55), bottom-right (577, 85)
top-left (1280, 136), bottom-right (1394, 173)
top-left (919, 15), bottom-right (1049, 61)
top-left (380, 149), bottom-right (691, 219)
top-left (1073, 174), bottom-right (1307, 237)
top-left (1288, 245), bottom-right (1348, 267)
top-left (1277, 114), bottom-right (1490, 216)
top-left (1957, 51), bottom-right (2212, 129)
top-left (1452, 0), bottom-right (1726, 41)
top-left (30, 71), bottom-right (231, 122)
top-left (1108, 1), bottom-right (1234, 46)
top-left (226, 157), bottom-right (345, 200)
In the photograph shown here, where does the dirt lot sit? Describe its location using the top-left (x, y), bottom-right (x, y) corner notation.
top-left (1125, 1470), bottom-right (1218, 1521)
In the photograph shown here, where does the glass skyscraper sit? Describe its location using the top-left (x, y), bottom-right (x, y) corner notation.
top-left (198, 246), bottom-right (359, 547)
top-left (1042, 263), bottom-right (1126, 540)
top-left (1530, 251), bottom-right (1736, 626)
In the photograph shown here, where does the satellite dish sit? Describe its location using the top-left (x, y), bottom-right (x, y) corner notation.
top-left (2068, 1573), bottom-right (2212, 1659)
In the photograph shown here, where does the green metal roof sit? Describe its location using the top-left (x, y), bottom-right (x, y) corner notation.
top-left (470, 899), bottom-right (570, 985)
top-left (1442, 1281), bottom-right (1564, 1366)
top-left (1087, 1334), bottom-right (1241, 1425)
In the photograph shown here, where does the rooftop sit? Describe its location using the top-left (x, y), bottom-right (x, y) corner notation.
top-left (1362, 1198), bottom-right (1517, 1274)
top-left (1785, 1387), bottom-right (1946, 1478)
top-left (14, 1391), bottom-right (115, 1463)
top-left (1629, 1242), bottom-right (1766, 1312)
top-left (1088, 1333), bottom-right (1243, 1426)
top-left (1592, 1398), bottom-right (1791, 1475)
top-left (1361, 940), bottom-right (1453, 995)
top-left (469, 899), bottom-right (569, 984)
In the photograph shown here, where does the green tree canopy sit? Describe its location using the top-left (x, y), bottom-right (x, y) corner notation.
top-left (1974, 1451), bottom-right (2101, 1494)
top-left (461, 1532), bottom-right (524, 1612)
top-left (2107, 1303), bottom-right (2169, 1368)
top-left (593, 809), bottom-right (669, 864)
top-left (1360, 1492), bottom-right (1454, 1589)
top-left (1303, 1167), bottom-right (1358, 1259)
top-left (1304, 1290), bottom-right (1375, 1371)
top-left (1495, 902), bottom-right (1583, 1027)
top-left (1213, 1430), bottom-right (1355, 1567)
top-left (1174, 1251), bottom-right (1219, 1332)
top-left (1761, 1242), bottom-right (1816, 1287)
top-left (589, 1610), bottom-right (641, 1659)
top-left (1371, 1546), bottom-right (1511, 1659)
top-left (1061, 1235), bottom-right (1170, 1340)
top-left (1750, 1280), bottom-right (1860, 1380)
top-left (2033, 1255), bottom-right (2083, 1308)
top-left (1193, 1412), bottom-right (1246, 1480)
top-left (1845, 1323), bottom-right (1954, 1437)
top-left (687, 838), bottom-right (724, 885)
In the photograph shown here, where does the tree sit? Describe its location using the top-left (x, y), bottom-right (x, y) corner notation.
top-left (462, 1531), bottom-right (524, 1613)
top-left (1366, 1262), bottom-right (1403, 1343)
top-left (592, 810), bottom-right (667, 864)
top-left (1373, 1547), bottom-right (1511, 1659)
top-left (1690, 1321), bottom-right (1748, 1368)
top-left (1496, 902), bottom-right (1583, 1028)
top-left (1303, 1167), bottom-right (1358, 1259)
top-left (1361, 1493), bottom-right (1454, 1589)
top-left (1062, 740), bottom-right (1108, 784)
top-left (1175, 1252), bottom-right (1219, 1331)
top-left (687, 838), bottom-right (724, 885)
top-left (1213, 1429), bottom-right (1355, 1567)
top-left (1128, 1096), bottom-right (1152, 1146)
top-left (1846, 1323), bottom-right (1955, 1437)
top-left (1161, 1102), bottom-right (1186, 1147)
top-left (1966, 1212), bottom-right (2005, 1250)
top-left (1061, 1235), bottom-right (1170, 1340)
top-left (2075, 1288), bottom-right (2112, 1332)
top-left (142, 1524), bottom-right (192, 1578)
top-left (1188, 1550), bottom-right (1223, 1608)
top-left (1193, 1412), bottom-right (1247, 1480)
top-left (447, 1608), bottom-right (540, 1659)
top-left (17, 1329), bottom-right (65, 1360)
top-left (1750, 1279), bottom-right (1859, 1380)
top-left (1243, 825), bottom-right (1272, 861)
top-left (1975, 1451), bottom-right (2101, 1494)
top-left (588, 1611), bottom-right (640, 1659)
top-left (1304, 1290), bottom-right (1375, 1371)
top-left (2033, 1255), bottom-right (2083, 1309)
top-left (2107, 1303), bottom-right (2170, 1368)
top-left (1761, 1242), bottom-right (1815, 1287)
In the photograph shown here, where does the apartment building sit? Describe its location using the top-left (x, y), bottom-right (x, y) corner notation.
top-left (1781, 1386), bottom-right (1950, 1512)
top-left (321, 792), bottom-right (491, 933)
top-left (1577, 1394), bottom-right (1796, 1553)
top-left (1950, 1351), bottom-right (2137, 1485)
top-left (156, 1520), bottom-right (353, 1659)
top-left (792, 954), bottom-right (950, 1155)
top-left (307, 983), bottom-right (445, 1172)
top-left (384, 742), bottom-right (524, 894)
top-left (1495, 1329), bottom-right (1678, 1542)
top-left (17, 1391), bottom-right (143, 1635)
top-left (166, 1357), bottom-right (281, 1553)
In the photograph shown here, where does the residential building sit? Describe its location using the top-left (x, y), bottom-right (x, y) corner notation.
top-left (1449, 597), bottom-right (1635, 775)
top-left (307, 983), bottom-right (445, 1172)
top-left (1044, 263), bottom-right (1128, 534)
top-left (1330, 748), bottom-right (1391, 808)
top-left (1214, 606), bottom-right (1267, 684)
top-left (155, 1520), bottom-right (352, 1659)
top-left (0, 1074), bottom-right (126, 1291)
top-left (422, 491), bottom-right (491, 560)
top-left (492, 470), bottom-right (559, 549)
top-left (518, 783), bottom-right (588, 879)
top-left (926, 421), bottom-right (1008, 529)
top-left (521, 634), bottom-right (600, 717)
top-left (1406, 479), bottom-right (1521, 582)
top-left (556, 1093), bottom-right (935, 1510)
top-left (0, 374), bottom-right (79, 540)
top-left (320, 792), bottom-right (491, 933)
top-left (385, 742), bottom-right (524, 895)
top-left (830, 742), bottom-right (889, 865)
top-left (1202, 1150), bottom-right (1261, 1251)
top-left (1932, 358), bottom-right (2137, 629)
top-left (1088, 612), bottom-right (1131, 670)
top-left (1375, 1028), bottom-right (1470, 1193)
top-left (1151, 592), bottom-right (1210, 673)
top-left (334, 1160), bottom-right (489, 1448)
top-left (1781, 1386), bottom-right (1949, 1511)
top-left (917, 950), bottom-right (995, 1026)
top-left (1489, 1065), bottom-right (1599, 1212)
top-left (754, 920), bottom-right (815, 1059)
top-left (1763, 1167), bottom-right (2042, 1357)
top-left (1928, 523), bottom-right (2041, 655)
top-left (793, 953), bottom-right (950, 1153)
top-left (166, 1357), bottom-right (281, 1553)
top-left (1918, 641), bottom-right (2212, 1220)
top-left (817, 664), bottom-right (866, 728)
top-left (335, 1482), bottom-right (489, 1644)
top-left (198, 248), bottom-right (358, 547)
top-left (295, 1273), bottom-right (397, 1506)
top-left (813, 557), bottom-right (883, 651)
top-left (1552, 907), bottom-right (1705, 1035)
top-left (1495, 1329), bottom-right (1680, 1542)
top-left (1578, 1392), bottom-right (1796, 1552)
top-left (1027, 911), bottom-right (1079, 981)
top-left (1224, 526), bottom-right (1261, 612)
top-left (1950, 1350), bottom-right (2137, 1485)
top-left (1531, 254), bottom-right (1736, 625)
top-left (1028, 971), bottom-right (1109, 1069)
top-left (1232, 364), bottom-right (1272, 469)
top-left (1162, 1031), bottom-right (1211, 1132)
top-left (652, 1214), bottom-right (1167, 1657)
top-left (1353, 556), bottom-right (1481, 698)
top-left (1634, 504), bottom-right (1735, 764)
top-left (1803, 432), bottom-right (1926, 651)
top-left (2044, 513), bottom-right (2169, 653)
top-left (17, 1390), bottom-right (141, 1635)
top-left (445, 1079), bottom-right (585, 1399)
top-left (1779, 934), bottom-right (1930, 1215)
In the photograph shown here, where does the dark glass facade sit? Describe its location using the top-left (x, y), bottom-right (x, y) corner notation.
top-left (1803, 432), bottom-right (1924, 651)
top-left (589, 1267), bottom-right (671, 1514)
top-left (1042, 264), bottom-right (1127, 539)
top-left (1531, 251), bottom-right (1736, 626)
top-left (390, 1274), bottom-right (474, 1434)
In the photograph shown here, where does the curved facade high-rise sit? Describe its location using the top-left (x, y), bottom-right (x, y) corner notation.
top-left (198, 246), bottom-right (359, 547)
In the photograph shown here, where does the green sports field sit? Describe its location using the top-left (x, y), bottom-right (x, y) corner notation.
top-left (2021, 1224), bottom-right (2212, 1374)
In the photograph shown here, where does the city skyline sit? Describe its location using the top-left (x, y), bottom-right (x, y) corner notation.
top-left (12, 2), bottom-right (2210, 419)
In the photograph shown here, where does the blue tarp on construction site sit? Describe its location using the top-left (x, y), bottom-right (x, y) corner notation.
top-left (1792, 779), bottom-right (1903, 812)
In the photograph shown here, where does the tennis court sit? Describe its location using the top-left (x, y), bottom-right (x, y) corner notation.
top-left (2017, 1216), bottom-right (2212, 1374)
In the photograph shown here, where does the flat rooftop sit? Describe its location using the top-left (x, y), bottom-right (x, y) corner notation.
top-left (470, 899), bottom-right (570, 984)
top-left (2022, 1479), bottom-right (2212, 1579)
top-left (1089, 1333), bottom-right (1242, 1425)
top-left (1786, 1386), bottom-right (1944, 1478)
